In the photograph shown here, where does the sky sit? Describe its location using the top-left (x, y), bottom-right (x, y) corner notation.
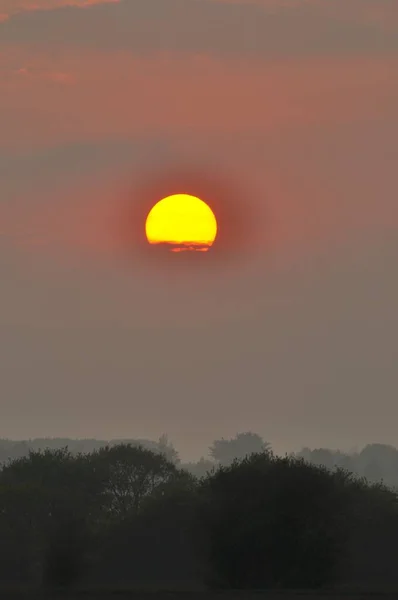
top-left (1, 0), bottom-right (397, 460)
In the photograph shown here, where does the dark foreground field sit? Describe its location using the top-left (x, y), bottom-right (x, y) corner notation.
top-left (3, 589), bottom-right (398, 600)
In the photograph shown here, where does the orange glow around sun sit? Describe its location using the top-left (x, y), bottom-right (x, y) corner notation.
top-left (145, 194), bottom-right (217, 252)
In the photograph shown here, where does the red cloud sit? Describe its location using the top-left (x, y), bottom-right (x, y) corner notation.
top-left (14, 64), bottom-right (76, 84)
top-left (0, 0), bottom-right (119, 21)
top-left (1, 50), bottom-right (397, 149)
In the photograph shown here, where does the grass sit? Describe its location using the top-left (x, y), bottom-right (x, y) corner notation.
top-left (3, 586), bottom-right (398, 600)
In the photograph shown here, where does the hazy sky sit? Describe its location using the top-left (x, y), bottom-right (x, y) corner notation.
top-left (1, 0), bottom-right (397, 460)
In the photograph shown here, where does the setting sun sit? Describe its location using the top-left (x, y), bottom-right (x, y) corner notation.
top-left (145, 194), bottom-right (217, 252)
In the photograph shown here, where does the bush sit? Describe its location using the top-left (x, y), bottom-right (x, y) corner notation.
top-left (198, 453), bottom-right (351, 589)
top-left (90, 472), bottom-right (200, 586)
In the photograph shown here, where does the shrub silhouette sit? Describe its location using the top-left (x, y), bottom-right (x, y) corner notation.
top-left (198, 453), bottom-right (350, 589)
top-left (91, 471), bottom-right (200, 586)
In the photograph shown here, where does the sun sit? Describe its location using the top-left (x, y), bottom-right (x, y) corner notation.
top-left (145, 193), bottom-right (218, 253)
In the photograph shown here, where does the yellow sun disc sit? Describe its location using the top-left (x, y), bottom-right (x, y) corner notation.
top-left (145, 193), bottom-right (217, 252)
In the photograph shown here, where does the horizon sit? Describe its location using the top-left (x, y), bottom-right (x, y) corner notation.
top-left (0, 432), bottom-right (388, 463)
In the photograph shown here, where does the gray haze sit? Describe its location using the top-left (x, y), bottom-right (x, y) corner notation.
top-left (0, 0), bottom-right (397, 460)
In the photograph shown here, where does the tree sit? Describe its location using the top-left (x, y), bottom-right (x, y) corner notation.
top-left (157, 434), bottom-right (180, 464)
top-left (91, 469), bottom-right (200, 586)
top-left (0, 447), bottom-right (104, 521)
top-left (89, 443), bottom-right (178, 517)
top-left (209, 432), bottom-right (271, 466)
top-left (198, 453), bottom-right (350, 589)
top-left (0, 447), bottom-right (105, 586)
top-left (357, 444), bottom-right (398, 487)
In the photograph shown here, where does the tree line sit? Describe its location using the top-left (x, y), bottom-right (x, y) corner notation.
top-left (1, 433), bottom-right (398, 590)
top-left (2, 433), bottom-right (398, 488)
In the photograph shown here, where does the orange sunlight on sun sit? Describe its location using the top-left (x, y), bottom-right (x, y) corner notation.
top-left (145, 194), bottom-right (217, 252)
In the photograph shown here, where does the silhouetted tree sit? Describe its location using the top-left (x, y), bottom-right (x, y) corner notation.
top-left (89, 443), bottom-right (178, 517)
top-left (198, 452), bottom-right (351, 589)
top-left (0, 435), bottom-right (181, 466)
top-left (91, 469), bottom-right (200, 586)
top-left (0, 447), bottom-right (105, 585)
